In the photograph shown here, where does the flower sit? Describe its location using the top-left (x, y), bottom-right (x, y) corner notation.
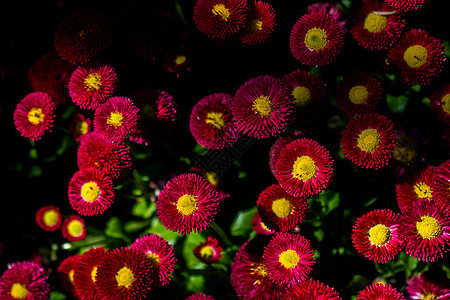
top-left (341, 113), bottom-right (396, 169)
top-left (398, 201), bottom-right (450, 262)
top-left (93, 96), bottom-right (140, 144)
top-left (54, 9), bottom-right (112, 65)
top-left (262, 232), bottom-right (315, 286)
top-left (335, 71), bottom-right (383, 116)
top-left (251, 211), bottom-right (276, 235)
top-left (193, 236), bottom-right (223, 264)
top-left (356, 283), bottom-right (406, 300)
top-left (396, 165), bottom-right (437, 213)
top-left (392, 124), bottom-right (429, 167)
top-left (61, 215), bottom-right (87, 242)
top-left (14, 92), bottom-right (56, 141)
top-left (27, 50), bottom-right (74, 106)
top-left (68, 64), bottom-right (118, 110)
top-left (68, 113), bottom-right (92, 142)
top-left (68, 167), bottom-right (115, 216)
top-left (284, 278), bottom-right (342, 300)
top-left (96, 247), bottom-right (155, 300)
top-left (57, 254), bottom-right (82, 297)
top-left (290, 11), bottom-right (345, 67)
top-left (433, 160), bottom-right (450, 211)
top-left (193, 0), bottom-right (249, 40)
top-left (77, 132), bottom-right (134, 186)
top-left (268, 130), bottom-right (305, 177)
top-left (156, 173), bottom-right (220, 235)
top-left (231, 235), bottom-right (287, 299)
top-left (349, 0), bottom-right (404, 51)
top-left (239, 1), bottom-right (276, 45)
top-left (387, 29), bottom-right (446, 86)
top-left (190, 93), bottom-right (240, 149)
top-left (190, 166), bottom-right (231, 203)
top-left (186, 292), bottom-right (215, 300)
top-left (385, 0), bottom-right (429, 12)
top-left (257, 184), bottom-right (308, 232)
top-left (306, 2), bottom-right (347, 32)
top-left (130, 234), bottom-right (177, 286)
top-left (128, 88), bottom-right (177, 146)
top-left (232, 75), bottom-right (295, 139)
top-left (0, 261), bottom-right (50, 300)
top-left (282, 69), bottom-right (328, 115)
top-left (406, 273), bottom-right (450, 300)
top-left (352, 209), bottom-right (402, 263)
top-left (430, 84), bottom-right (450, 125)
top-left (73, 246), bottom-right (109, 300)
top-left (275, 138), bottom-right (335, 198)
top-left (35, 205), bottom-right (62, 232)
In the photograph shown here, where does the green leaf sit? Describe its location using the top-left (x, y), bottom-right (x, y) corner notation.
top-left (185, 274), bottom-right (205, 292)
top-left (182, 233), bottom-right (206, 269)
top-left (422, 97), bottom-right (430, 107)
top-left (29, 148), bottom-right (38, 159)
top-left (105, 217), bottom-right (129, 242)
top-left (132, 200), bottom-right (156, 219)
top-left (410, 85), bottom-right (421, 92)
top-left (387, 94), bottom-right (410, 113)
top-left (193, 143), bottom-right (209, 156)
top-left (230, 206), bottom-right (257, 237)
top-left (313, 228), bottom-right (324, 242)
top-left (61, 104), bottom-right (76, 119)
top-left (443, 40), bottom-right (450, 58)
top-left (124, 219), bottom-right (152, 233)
top-left (363, 197), bottom-right (377, 207)
top-left (145, 218), bottom-right (181, 245)
top-left (50, 291), bottom-right (67, 300)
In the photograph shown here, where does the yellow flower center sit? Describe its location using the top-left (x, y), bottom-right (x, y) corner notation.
top-left (27, 107), bottom-right (45, 125)
top-left (42, 209), bottom-right (59, 226)
top-left (413, 182), bottom-right (433, 200)
top-left (206, 171), bottom-right (219, 187)
top-left (175, 55), bottom-right (186, 65)
top-left (416, 216), bottom-right (442, 239)
top-left (176, 194), bottom-right (198, 216)
top-left (393, 135), bottom-right (418, 166)
top-left (292, 155), bottom-right (317, 181)
top-left (250, 263), bottom-right (267, 277)
top-left (81, 181), bottom-right (101, 202)
top-left (146, 252), bottom-right (161, 267)
top-left (68, 269), bottom-right (75, 285)
top-left (107, 111), bottom-right (124, 128)
top-left (115, 266), bottom-right (135, 288)
top-left (10, 283), bottom-right (29, 299)
top-left (364, 13), bottom-right (388, 33)
top-left (200, 245), bottom-right (216, 260)
top-left (205, 112), bottom-right (225, 129)
top-left (84, 73), bottom-right (102, 91)
top-left (304, 28), bottom-right (328, 51)
top-left (91, 266), bottom-right (98, 283)
top-left (252, 96), bottom-right (272, 118)
top-left (357, 129), bottom-right (381, 153)
top-left (76, 121), bottom-right (89, 135)
top-left (441, 94), bottom-right (450, 114)
top-left (143, 104), bottom-right (155, 119)
top-left (368, 224), bottom-right (391, 246)
top-left (292, 86), bottom-right (312, 106)
top-left (67, 219), bottom-right (84, 237)
top-left (260, 221), bottom-right (271, 232)
top-left (271, 198), bottom-right (293, 218)
top-left (349, 85), bottom-right (369, 104)
top-left (250, 19), bottom-right (262, 32)
top-left (278, 249), bottom-right (300, 269)
top-left (422, 293), bottom-right (437, 300)
top-left (212, 4), bottom-right (230, 21)
top-left (404, 45), bottom-right (428, 68)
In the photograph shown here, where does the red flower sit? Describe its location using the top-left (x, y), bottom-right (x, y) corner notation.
top-left (269, 131), bottom-right (305, 177)
top-left (306, 2), bottom-right (347, 32)
top-left (61, 215), bottom-right (87, 242)
top-left (186, 292), bottom-right (215, 300)
top-left (14, 92), bottom-right (56, 141)
top-left (385, 0), bottom-right (429, 12)
top-left (57, 254), bottom-right (82, 297)
top-left (284, 278), bottom-right (342, 300)
top-left (433, 160), bottom-right (450, 212)
top-left (430, 84), bottom-right (450, 125)
top-left (193, 236), bottom-right (223, 264)
top-left (406, 273), bottom-right (450, 300)
top-left (35, 205), bottom-right (62, 232)
top-left (68, 113), bottom-right (92, 142)
top-left (251, 211), bottom-right (275, 235)
top-left (356, 283), bottom-right (406, 300)
top-left (290, 11), bottom-right (345, 67)
top-left (239, 1), bottom-right (277, 45)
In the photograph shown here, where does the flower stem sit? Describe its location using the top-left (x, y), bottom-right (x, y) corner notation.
top-left (209, 221), bottom-right (233, 247)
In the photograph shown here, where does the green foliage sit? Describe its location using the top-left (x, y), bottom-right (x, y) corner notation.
top-left (229, 206), bottom-right (257, 237)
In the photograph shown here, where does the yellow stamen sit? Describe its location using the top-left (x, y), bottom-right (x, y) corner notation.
top-left (212, 4), bottom-right (230, 21)
top-left (10, 283), bottom-right (29, 299)
top-left (84, 73), bottom-right (102, 91)
top-left (393, 135), bottom-right (418, 166)
top-left (349, 85), bottom-right (369, 104)
top-left (76, 121), bottom-right (89, 135)
top-left (91, 266), bottom-right (98, 283)
top-left (252, 96), bottom-right (272, 118)
top-left (81, 181), bottom-right (101, 202)
top-left (250, 263), bottom-right (267, 277)
top-left (357, 129), bottom-right (381, 153)
top-left (278, 249), bottom-right (300, 269)
top-left (368, 224), bottom-right (391, 246)
top-left (27, 107), bottom-right (45, 125)
top-left (250, 19), bottom-right (263, 32)
top-left (206, 171), bottom-right (219, 187)
top-left (146, 252), bottom-right (161, 267)
top-left (200, 245), bottom-right (216, 260)
top-left (260, 221), bottom-right (271, 232)
top-left (413, 182), bottom-right (433, 200)
top-left (422, 293), bottom-right (437, 300)
top-left (176, 194), bottom-right (198, 216)
top-left (107, 111), bottom-right (124, 128)
top-left (42, 209), bottom-right (59, 227)
top-left (67, 220), bottom-right (84, 237)
top-left (304, 28), bottom-right (328, 51)
top-left (115, 266), bottom-right (135, 288)
top-left (404, 45), bottom-right (428, 68)
top-left (272, 198), bottom-right (293, 218)
top-left (441, 94), bottom-right (450, 114)
top-left (292, 86), bottom-right (312, 106)
top-left (416, 216), bottom-right (442, 239)
top-left (364, 13), bottom-right (388, 33)
top-left (68, 269), bottom-right (75, 285)
top-left (205, 112), bottom-right (225, 129)
top-left (175, 55), bottom-right (186, 65)
top-left (292, 155), bottom-right (317, 181)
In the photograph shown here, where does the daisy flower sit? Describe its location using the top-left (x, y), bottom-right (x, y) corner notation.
top-left (251, 211), bottom-right (276, 235)
top-left (341, 113), bottom-right (396, 169)
top-left (392, 125), bottom-right (429, 167)
top-left (356, 283), bottom-right (406, 299)
top-left (275, 138), bottom-right (335, 198)
top-left (433, 160), bottom-right (450, 211)
top-left (68, 64), bottom-right (118, 110)
top-left (335, 71), bottom-right (383, 116)
top-left (385, 0), bottom-right (429, 12)
top-left (68, 167), bottom-right (115, 216)
top-left (406, 273), bottom-right (450, 300)
top-left (351, 209), bottom-right (402, 263)
top-left (398, 201), bottom-right (450, 262)
top-left (62, 215), bottom-right (87, 242)
top-left (57, 254), bottom-right (81, 297)
top-left (284, 278), bottom-right (342, 300)
top-left (190, 93), bottom-right (240, 149)
top-left (156, 173), bottom-right (220, 235)
top-left (257, 184), bottom-right (308, 232)
top-left (35, 205), bottom-right (62, 232)
top-left (268, 130), bottom-right (305, 177)
top-left (14, 92), bottom-right (56, 141)
top-left (387, 29), bottom-right (446, 86)
top-left (290, 11), bottom-right (345, 67)
top-left (186, 292), bottom-right (215, 300)
top-left (130, 234), bottom-right (177, 286)
top-left (68, 113), bottom-right (92, 142)
top-left (232, 75), bottom-right (295, 139)
top-left (239, 1), bottom-right (277, 45)
top-left (0, 261), bottom-right (50, 300)
top-left (306, 2), bottom-right (347, 32)
top-left (430, 84), bottom-right (450, 125)
top-left (193, 236), bottom-right (223, 264)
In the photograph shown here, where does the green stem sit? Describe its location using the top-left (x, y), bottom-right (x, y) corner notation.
top-left (209, 221), bottom-right (233, 247)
